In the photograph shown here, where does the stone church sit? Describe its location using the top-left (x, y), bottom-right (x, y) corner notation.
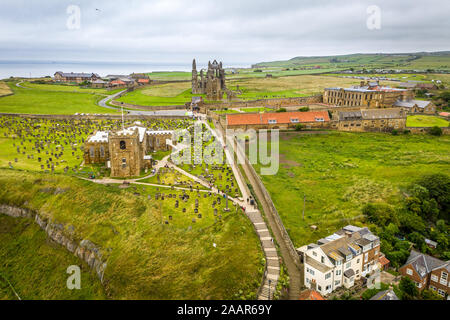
top-left (191, 59), bottom-right (226, 101)
top-left (84, 122), bottom-right (174, 177)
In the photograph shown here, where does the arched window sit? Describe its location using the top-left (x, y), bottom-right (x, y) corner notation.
top-left (122, 158), bottom-right (126, 168)
top-left (90, 147), bottom-right (95, 157)
top-left (100, 146), bottom-right (105, 157)
top-left (120, 141), bottom-right (126, 150)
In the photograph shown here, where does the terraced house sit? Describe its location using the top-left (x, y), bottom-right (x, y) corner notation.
top-left (300, 225), bottom-right (381, 296)
top-left (399, 250), bottom-right (449, 298)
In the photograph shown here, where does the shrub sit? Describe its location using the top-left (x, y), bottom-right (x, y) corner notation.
top-left (399, 277), bottom-right (419, 299)
top-left (392, 129), bottom-right (399, 136)
top-left (276, 108), bottom-right (287, 113)
top-left (403, 129), bottom-right (410, 134)
top-left (298, 106), bottom-right (310, 112)
top-left (294, 124), bottom-right (304, 131)
top-left (429, 126), bottom-right (442, 136)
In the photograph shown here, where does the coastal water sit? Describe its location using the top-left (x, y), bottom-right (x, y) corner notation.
top-left (0, 60), bottom-right (250, 79)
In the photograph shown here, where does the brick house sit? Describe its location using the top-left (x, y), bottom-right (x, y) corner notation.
top-left (337, 108), bottom-right (406, 132)
top-left (399, 250), bottom-right (449, 298)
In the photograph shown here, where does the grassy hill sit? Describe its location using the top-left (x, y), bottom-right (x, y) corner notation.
top-left (0, 81), bottom-right (118, 115)
top-left (254, 52), bottom-right (450, 71)
top-left (0, 82), bottom-right (12, 97)
top-left (0, 169), bottom-right (263, 299)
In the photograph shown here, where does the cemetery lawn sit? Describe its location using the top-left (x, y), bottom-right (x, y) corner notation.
top-left (254, 132), bottom-right (450, 247)
top-left (0, 215), bottom-right (106, 300)
top-left (0, 169), bottom-right (263, 299)
top-left (0, 82), bottom-right (118, 115)
top-left (406, 115), bottom-right (449, 127)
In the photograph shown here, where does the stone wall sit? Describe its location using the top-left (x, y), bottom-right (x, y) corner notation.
top-left (0, 204), bottom-right (107, 282)
top-left (0, 113), bottom-right (190, 121)
top-left (110, 100), bottom-right (187, 111)
top-left (234, 138), bottom-right (301, 269)
top-left (407, 126), bottom-right (450, 135)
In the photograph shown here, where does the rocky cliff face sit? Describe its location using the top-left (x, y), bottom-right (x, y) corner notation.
top-left (0, 204), bottom-right (107, 283)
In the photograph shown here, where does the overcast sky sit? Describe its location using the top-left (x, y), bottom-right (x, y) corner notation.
top-left (0, 0), bottom-right (449, 66)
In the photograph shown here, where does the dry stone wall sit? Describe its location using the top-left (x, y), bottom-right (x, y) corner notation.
top-left (0, 204), bottom-right (107, 282)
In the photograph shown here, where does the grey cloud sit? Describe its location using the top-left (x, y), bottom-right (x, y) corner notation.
top-left (0, 0), bottom-right (449, 64)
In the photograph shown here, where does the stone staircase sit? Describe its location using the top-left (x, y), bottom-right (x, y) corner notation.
top-left (247, 210), bottom-right (280, 300)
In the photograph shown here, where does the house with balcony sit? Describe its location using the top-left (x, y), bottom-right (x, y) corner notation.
top-left (301, 225), bottom-right (381, 296)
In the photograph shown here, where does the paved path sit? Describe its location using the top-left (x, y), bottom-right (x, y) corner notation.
top-left (203, 119), bottom-right (280, 300)
top-left (98, 89), bottom-right (127, 111)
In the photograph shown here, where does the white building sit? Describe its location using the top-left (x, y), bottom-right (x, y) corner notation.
top-left (301, 225), bottom-right (381, 296)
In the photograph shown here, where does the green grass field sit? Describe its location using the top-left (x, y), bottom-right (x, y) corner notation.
top-left (116, 82), bottom-right (220, 106)
top-left (254, 132), bottom-right (450, 246)
top-left (19, 81), bottom-right (121, 95)
top-left (407, 115), bottom-right (449, 127)
top-left (0, 169), bottom-right (263, 299)
top-left (0, 215), bottom-right (106, 300)
top-left (0, 82), bottom-right (118, 115)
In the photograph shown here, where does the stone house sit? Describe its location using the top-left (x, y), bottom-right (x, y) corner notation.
top-left (54, 71), bottom-right (100, 83)
top-left (399, 250), bottom-right (449, 298)
top-left (337, 108), bottom-right (406, 132)
top-left (393, 99), bottom-right (436, 114)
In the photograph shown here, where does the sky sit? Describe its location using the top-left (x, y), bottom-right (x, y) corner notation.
top-left (0, 0), bottom-right (449, 66)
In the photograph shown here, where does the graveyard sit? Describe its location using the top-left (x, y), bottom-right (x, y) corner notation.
top-left (0, 116), bottom-right (192, 175)
top-left (0, 168), bottom-right (263, 299)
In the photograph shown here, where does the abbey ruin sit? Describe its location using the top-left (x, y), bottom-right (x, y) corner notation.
top-left (191, 59), bottom-right (226, 101)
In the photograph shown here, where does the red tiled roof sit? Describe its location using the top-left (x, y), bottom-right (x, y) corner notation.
top-left (138, 78), bottom-right (150, 83)
top-left (111, 80), bottom-right (126, 85)
top-left (227, 111), bottom-right (330, 126)
top-left (299, 289), bottom-right (325, 300)
top-left (379, 256), bottom-right (390, 266)
top-left (439, 112), bottom-right (450, 117)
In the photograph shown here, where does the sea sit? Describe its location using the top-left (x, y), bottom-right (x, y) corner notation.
top-left (0, 60), bottom-right (251, 79)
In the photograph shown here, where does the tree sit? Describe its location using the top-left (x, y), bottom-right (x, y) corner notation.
top-left (294, 124), bottom-right (304, 131)
top-left (276, 108), bottom-right (287, 113)
top-left (421, 289), bottom-right (442, 300)
top-left (399, 277), bottom-right (418, 300)
top-left (429, 126), bottom-right (442, 136)
top-left (415, 174), bottom-right (450, 220)
top-left (298, 106), bottom-right (309, 112)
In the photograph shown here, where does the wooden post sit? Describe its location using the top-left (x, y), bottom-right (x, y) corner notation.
top-left (302, 194), bottom-right (306, 220)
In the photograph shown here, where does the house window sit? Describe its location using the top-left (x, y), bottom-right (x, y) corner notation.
top-left (438, 289), bottom-right (445, 297)
top-left (321, 256), bottom-right (325, 263)
top-left (336, 270), bottom-right (341, 276)
top-left (120, 140), bottom-right (126, 150)
top-left (406, 268), bottom-right (413, 276)
top-left (430, 285), bottom-right (436, 291)
top-left (312, 252), bottom-right (317, 257)
top-left (315, 117), bottom-right (324, 122)
top-left (89, 147), bottom-right (95, 157)
top-left (325, 285), bottom-right (331, 291)
top-left (335, 280), bottom-right (340, 286)
top-left (431, 274), bottom-right (438, 282)
top-left (346, 262), bottom-right (351, 269)
top-left (441, 272), bottom-right (448, 281)
top-left (100, 146), bottom-right (105, 157)
top-left (357, 259), bottom-right (360, 263)
top-left (290, 118), bottom-right (299, 123)
top-left (268, 119), bottom-right (277, 124)
top-left (318, 285), bottom-right (322, 291)
top-left (325, 273), bottom-right (331, 280)
top-left (121, 158), bottom-right (126, 168)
